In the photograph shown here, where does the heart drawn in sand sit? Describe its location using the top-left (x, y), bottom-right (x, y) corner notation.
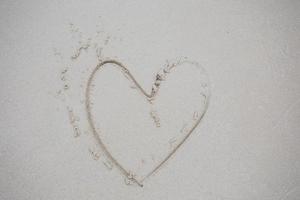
top-left (85, 60), bottom-right (210, 187)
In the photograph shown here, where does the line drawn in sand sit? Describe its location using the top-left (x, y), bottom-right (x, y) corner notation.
top-left (85, 60), bottom-right (210, 187)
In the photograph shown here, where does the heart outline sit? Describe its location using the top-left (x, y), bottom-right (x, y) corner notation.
top-left (85, 60), bottom-right (210, 187)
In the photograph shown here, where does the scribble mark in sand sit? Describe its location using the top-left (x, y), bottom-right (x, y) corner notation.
top-left (67, 107), bottom-right (81, 138)
top-left (193, 111), bottom-right (200, 121)
top-left (102, 159), bottom-right (113, 170)
top-left (124, 171), bottom-right (139, 186)
top-left (150, 109), bottom-right (161, 127)
top-left (89, 148), bottom-right (101, 160)
top-left (60, 68), bottom-right (68, 81)
top-left (96, 47), bottom-right (103, 61)
top-left (71, 42), bottom-right (90, 60)
top-left (68, 23), bottom-right (79, 33)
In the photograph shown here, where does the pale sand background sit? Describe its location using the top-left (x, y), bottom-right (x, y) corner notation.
top-left (0, 0), bottom-right (299, 199)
